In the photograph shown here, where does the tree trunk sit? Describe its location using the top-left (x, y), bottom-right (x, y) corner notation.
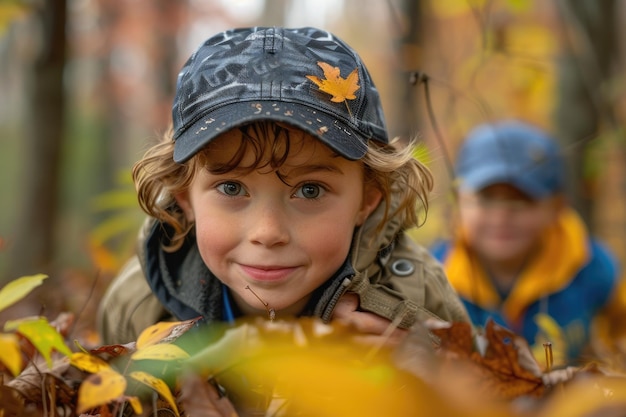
top-left (554, 0), bottom-right (618, 227)
top-left (392, 0), bottom-right (422, 140)
top-left (7, 0), bottom-right (66, 279)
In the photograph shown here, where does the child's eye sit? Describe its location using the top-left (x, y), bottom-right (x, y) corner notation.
top-left (293, 183), bottom-right (325, 199)
top-left (216, 181), bottom-right (247, 196)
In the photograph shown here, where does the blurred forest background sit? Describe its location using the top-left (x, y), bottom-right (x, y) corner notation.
top-left (0, 0), bottom-right (625, 339)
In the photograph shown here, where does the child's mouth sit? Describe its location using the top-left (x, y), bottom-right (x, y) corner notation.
top-left (240, 264), bottom-right (299, 282)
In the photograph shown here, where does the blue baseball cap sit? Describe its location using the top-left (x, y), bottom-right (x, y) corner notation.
top-left (171, 27), bottom-right (388, 163)
top-left (455, 120), bottom-right (565, 199)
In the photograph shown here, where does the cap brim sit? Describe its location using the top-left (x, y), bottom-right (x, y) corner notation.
top-left (458, 163), bottom-right (551, 199)
top-left (173, 100), bottom-right (368, 163)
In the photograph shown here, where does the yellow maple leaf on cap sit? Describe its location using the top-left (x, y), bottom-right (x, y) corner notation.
top-left (306, 61), bottom-right (360, 103)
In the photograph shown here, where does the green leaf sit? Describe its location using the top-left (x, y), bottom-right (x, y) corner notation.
top-left (0, 274), bottom-right (48, 313)
top-left (5, 316), bottom-right (72, 367)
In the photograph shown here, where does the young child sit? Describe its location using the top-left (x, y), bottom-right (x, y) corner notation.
top-left (97, 26), bottom-right (469, 345)
top-left (431, 120), bottom-right (621, 365)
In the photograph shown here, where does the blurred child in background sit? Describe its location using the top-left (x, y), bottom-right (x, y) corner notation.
top-left (431, 119), bottom-right (622, 366)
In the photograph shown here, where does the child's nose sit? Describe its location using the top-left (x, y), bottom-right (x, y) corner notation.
top-left (248, 202), bottom-right (291, 247)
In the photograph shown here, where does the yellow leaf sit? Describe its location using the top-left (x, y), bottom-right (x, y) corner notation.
top-left (0, 274), bottom-right (48, 312)
top-left (131, 344), bottom-right (189, 361)
top-left (191, 318), bottom-right (434, 416)
top-left (532, 313), bottom-right (566, 368)
top-left (430, 0), bottom-right (486, 18)
top-left (136, 319), bottom-right (198, 349)
top-left (77, 368), bottom-right (127, 414)
top-left (127, 396), bottom-right (143, 414)
top-left (0, 332), bottom-right (23, 376)
top-left (306, 61), bottom-right (360, 103)
top-left (130, 371), bottom-right (180, 417)
top-left (70, 352), bottom-right (111, 374)
top-left (5, 316), bottom-right (72, 367)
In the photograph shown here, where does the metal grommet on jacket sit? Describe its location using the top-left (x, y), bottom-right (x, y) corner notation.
top-left (390, 259), bottom-right (415, 277)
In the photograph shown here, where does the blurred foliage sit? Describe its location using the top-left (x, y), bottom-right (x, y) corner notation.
top-left (88, 170), bottom-right (144, 275)
top-left (0, 0), bottom-right (28, 35)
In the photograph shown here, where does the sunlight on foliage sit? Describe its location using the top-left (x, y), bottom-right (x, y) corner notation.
top-left (412, 141), bottom-right (432, 167)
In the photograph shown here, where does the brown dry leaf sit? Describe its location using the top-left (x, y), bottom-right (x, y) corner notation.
top-left (7, 355), bottom-right (72, 402)
top-left (430, 320), bottom-right (475, 358)
top-left (476, 320), bottom-right (545, 400)
top-left (429, 319), bottom-right (544, 401)
top-left (306, 61), bottom-right (359, 103)
top-left (0, 384), bottom-right (26, 416)
top-left (89, 342), bottom-right (136, 361)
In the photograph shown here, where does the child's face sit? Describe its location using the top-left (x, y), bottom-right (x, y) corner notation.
top-left (175, 127), bottom-right (382, 318)
top-left (457, 184), bottom-right (563, 264)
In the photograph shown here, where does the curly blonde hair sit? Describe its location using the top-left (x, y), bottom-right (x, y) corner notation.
top-left (133, 122), bottom-right (433, 250)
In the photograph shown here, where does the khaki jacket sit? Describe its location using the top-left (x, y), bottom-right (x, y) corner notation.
top-left (98, 199), bottom-right (469, 345)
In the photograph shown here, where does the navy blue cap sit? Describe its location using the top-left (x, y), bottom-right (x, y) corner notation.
top-left (171, 27), bottom-right (389, 163)
top-left (455, 120), bottom-right (565, 199)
